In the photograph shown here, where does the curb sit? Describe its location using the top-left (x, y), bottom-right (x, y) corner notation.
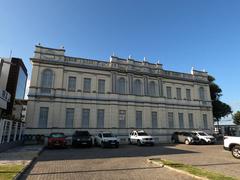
top-left (14, 146), bottom-right (45, 180)
top-left (147, 158), bottom-right (207, 180)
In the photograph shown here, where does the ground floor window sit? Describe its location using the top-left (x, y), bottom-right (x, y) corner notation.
top-left (66, 108), bottom-right (74, 128)
top-left (38, 107), bottom-right (49, 128)
top-left (188, 113), bottom-right (194, 128)
top-left (136, 111), bottom-right (142, 128)
top-left (97, 109), bottom-right (104, 128)
top-left (168, 112), bottom-right (174, 128)
top-left (119, 110), bottom-right (126, 128)
top-left (151, 111), bottom-right (158, 128)
top-left (82, 109), bottom-right (90, 128)
top-left (203, 114), bottom-right (208, 129)
top-left (178, 113), bottom-right (184, 128)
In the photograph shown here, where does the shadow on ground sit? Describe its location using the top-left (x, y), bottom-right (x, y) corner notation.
top-left (36, 144), bottom-right (199, 161)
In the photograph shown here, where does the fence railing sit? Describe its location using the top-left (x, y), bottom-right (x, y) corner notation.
top-left (0, 119), bottom-right (25, 144)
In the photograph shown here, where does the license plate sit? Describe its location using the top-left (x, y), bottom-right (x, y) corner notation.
top-left (82, 142), bottom-right (87, 144)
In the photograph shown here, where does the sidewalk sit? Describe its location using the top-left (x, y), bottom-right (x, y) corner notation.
top-left (0, 145), bottom-right (44, 179)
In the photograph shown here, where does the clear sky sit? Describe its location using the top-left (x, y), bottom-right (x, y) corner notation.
top-left (1, 0), bottom-right (240, 115)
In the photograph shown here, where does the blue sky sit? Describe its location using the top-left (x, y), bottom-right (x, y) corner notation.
top-left (1, 0), bottom-right (240, 115)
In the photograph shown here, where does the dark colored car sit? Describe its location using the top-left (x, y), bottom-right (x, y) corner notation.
top-left (171, 131), bottom-right (199, 145)
top-left (48, 132), bottom-right (67, 148)
top-left (72, 131), bottom-right (93, 147)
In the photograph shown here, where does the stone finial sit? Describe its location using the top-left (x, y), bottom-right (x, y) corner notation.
top-left (191, 67), bottom-right (194, 74)
top-left (38, 43), bottom-right (41, 46)
top-left (128, 55), bottom-right (132, 59)
top-left (61, 45), bottom-right (65, 49)
top-left (143, 57), bottom-right (147, 62)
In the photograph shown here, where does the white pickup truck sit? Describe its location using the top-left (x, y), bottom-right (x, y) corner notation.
top-left (224, 136), bottom-right (240, 159)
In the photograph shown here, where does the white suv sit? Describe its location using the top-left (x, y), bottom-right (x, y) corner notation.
top-left (94, 132), bottom-right (119, 148)
top-left (129, 130), bottom-right (154, 146)
top-left (192, 131), bottom-right (216, 144)
top-left (224, 136), bottom-right (240, 159)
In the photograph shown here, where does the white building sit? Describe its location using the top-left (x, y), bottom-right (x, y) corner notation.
top-left (26, 45), bottom-right (213, 143)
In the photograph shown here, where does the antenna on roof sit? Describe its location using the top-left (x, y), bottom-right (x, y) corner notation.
top-left (9, 50), bottom-right (12, 58)
top-left (61, 45), bottom-right (64, 49)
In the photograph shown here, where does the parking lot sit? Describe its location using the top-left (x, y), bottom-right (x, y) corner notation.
top-left (21, 144), bottom-right (240, 180)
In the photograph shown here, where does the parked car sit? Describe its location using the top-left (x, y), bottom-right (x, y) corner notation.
top-left (171, 131), bottom-right (199, 145)
top-left (129, 130), bottom-right (154, 146)
top-left (95, 132), bottom-right (119, 148)
top-left (72, 131), bottom-right (93, 147)
top-left (192, 131), bottom-right (216, 144)
top-left (47, 132), bottom-right (67, 148)
top-left (224, 136), bottom-right (240, 159)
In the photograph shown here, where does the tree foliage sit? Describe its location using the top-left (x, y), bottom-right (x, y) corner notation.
top-left (208, 75), bottom-right (232, 121)
top-left (233, 111), bottom-right (240, 125)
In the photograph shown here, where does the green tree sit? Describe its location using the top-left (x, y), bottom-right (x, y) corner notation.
top-left (233, 111), bottom-right (240, 125)
top-left (208, 75), bottom-right (232, 124)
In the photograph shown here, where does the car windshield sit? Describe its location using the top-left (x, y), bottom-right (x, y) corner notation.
top-left (138, 132), bottom-right (148, 136)
top-left (75, 131), bottom-right (89, 136)
top-left (184, 132), bottom-right (192, 136)
top-left (103, 133), bottom-right (114, 137)
top-left (198, 132), bottom-right (209, 136)
top-left (50, 133), bottom-right (65, 138)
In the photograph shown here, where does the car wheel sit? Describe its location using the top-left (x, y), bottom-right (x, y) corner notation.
top-left (137, 140), bottom-right (141, 146)
top-left (200, 140), bottom-right (205, 145)
top-left (171, 138), bottom-right (176, 144)
top-left (128, 138), bottom-right (132, 145)
top-left (232, 145), bottom-right (240, 159)
top-left (101, 141), bottom-right (105, 148)
top-left (185, 139), bottom-right (190, 145)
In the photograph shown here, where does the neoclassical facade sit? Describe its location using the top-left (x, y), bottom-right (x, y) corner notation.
top-left (26, 45), bottom-right (213, 142)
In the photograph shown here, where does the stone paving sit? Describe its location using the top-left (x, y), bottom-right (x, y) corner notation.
top-left (0, 145), bottom-right (43, 166)
top-left (21, 145), bottom-right (199, 180)
top-left (20, 144), bottom-right (240, 180)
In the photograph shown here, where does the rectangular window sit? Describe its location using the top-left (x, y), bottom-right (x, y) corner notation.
top-left (68, 76), bottom-right (76, 91)
top-left (97, 109), bottom-right (104, 128)
top-left (83, 78), bottom-right (91, 92)
top-left (186, 89), bottom-right (191, 100)
top-left (178, 113), bottom-right (184, 128)
top-left (82, 109), bottom-right (90, 128)
top-left (98, 79), bottom-right (105, 94)
top-left (38, 107), bottom-right (48, 128)
top-left (166, 86), bottom-right (172, 98)
top-left (168, 112), bottom-right (174, 128)
top-left (119, 110), bottom-right (126, 128)
top-left (203, 114), bottom-right (208, 129)
top-left (152, 111), bottom-right (158, 128)
top-left (176, 88), bottom-right (182, 100)
top-left (136, 111), bottom-right (142, 128)
top-left (66, 108), bottom-right (74, 128)
top-left (188, 113), bottom-right (194, 128)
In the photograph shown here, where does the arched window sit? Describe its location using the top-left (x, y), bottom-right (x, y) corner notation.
top-left (41, 69), bottom-right (53, 93)
top-left (133, 79), bottom-right (142, 95)
top-left (117, 77), bottom-right (126, 94)
top-left (149, 81), bottom-right (156, 96)
top-left (199, 87), bottom-right (205, 100)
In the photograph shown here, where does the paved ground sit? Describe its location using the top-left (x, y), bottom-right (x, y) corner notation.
top-left (161, 144), bottom-right (240, 179)
top-left (20, 144), bottom-right (240, 180)
top-left (0, 145), bottom-right (43, 165)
